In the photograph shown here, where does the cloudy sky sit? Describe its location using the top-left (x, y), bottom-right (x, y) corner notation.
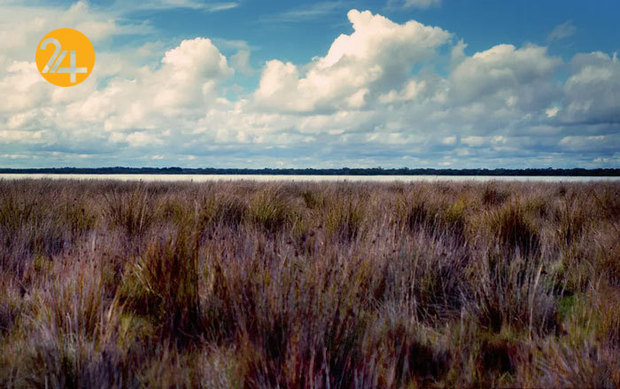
top-left (1, 0), bottom-right (619, 168)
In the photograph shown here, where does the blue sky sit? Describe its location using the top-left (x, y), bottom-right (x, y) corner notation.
top-left (0, 0), bottom-right (618, 168)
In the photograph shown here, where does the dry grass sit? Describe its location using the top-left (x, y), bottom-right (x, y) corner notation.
top-left (0, 178), bottom-right (618, 388)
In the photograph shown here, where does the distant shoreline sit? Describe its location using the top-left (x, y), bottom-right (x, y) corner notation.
top-left (0, 167), bottom-right (619, 176)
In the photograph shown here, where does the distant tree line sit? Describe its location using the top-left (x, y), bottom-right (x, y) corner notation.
top-left (0, 167), bottom-right (618, 176)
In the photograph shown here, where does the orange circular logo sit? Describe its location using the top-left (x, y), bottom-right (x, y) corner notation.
top-left (35, 28), bottom-right (95, 87)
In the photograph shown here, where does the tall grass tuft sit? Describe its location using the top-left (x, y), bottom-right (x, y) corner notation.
top-left (469, 252), bottom-right (558, 335)
top-left (105, 184), bottom-right (155, 243)
top-left (325, 194), bottom-right (365, 241)
top-left (247, 188), bottom-right (294, 233)
top-left (489, 201), bottom-right (540, 256)
top-left (117, 225), bottom-right (201, 343)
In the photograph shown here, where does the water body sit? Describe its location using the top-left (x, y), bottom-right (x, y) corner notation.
top-left (0, 174), bottom-right (618, 182)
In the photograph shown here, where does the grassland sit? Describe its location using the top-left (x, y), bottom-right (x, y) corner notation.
top-left (0, 179), bottom-right (618, 388)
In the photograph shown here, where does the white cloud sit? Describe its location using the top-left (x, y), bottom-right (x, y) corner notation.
top-left (558, 135), bottom-right (618, 153)
top-left (404, 0), bottom-right (441, 9)
top-left (379, 79), bottom-right (427, 103)
top-left (112, 0), bottom-right (239, 12)
top-left (68, 37), bottom-right (233, 132)
top-left (450, 44), bottom-right (560, 107)
top-left (561, 52), bottom-right (620, 125)
top-left (230, 50), bottom-right (254, 75)
top-left (450, 39), bottom-right (467, 65)
top-left (0, 5), bottom-right (617, 168)
top-left (125, 131), bottom-right (165, 147)
top-left (548, 20), bottom-right (576, 42)
top-left (0, 1), bottom-right (151, 58)
top-left (259, 2), bottom-right (345, 23)
top-left (461, 136), bottom-right (486, 147)
top-left (0, 61), bottom-right (48, 113)
top-left (441, 136), bottom-right (457, 146)
top-left (545, 106), bottom-right (560, 118)
top-left (387, 0), bottom-right (441, 9)
top-left (254, 9), bottom-right (451, 112)
top-left (0, 129), bottom-right (45, 144)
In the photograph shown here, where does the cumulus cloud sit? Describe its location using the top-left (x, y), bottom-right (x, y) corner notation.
top-left (68, 37), bottom-right (233, 134)
top-left (0, 3), bottom-right (618, 168)
top-left (450, 44), bottom-right (560, 107)
top-left (254, 9), bottom-right (451, 112)
top-left (1, 34), bottom-right (233, 157)
top-left (561, 52), bottom-right (620, 125)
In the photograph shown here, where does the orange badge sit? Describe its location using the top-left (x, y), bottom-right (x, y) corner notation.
top-left (36, 28), bottom-right (95, 87)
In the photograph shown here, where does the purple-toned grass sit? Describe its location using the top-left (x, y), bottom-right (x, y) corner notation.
top-left (0, 179), bottom-right (618, 387)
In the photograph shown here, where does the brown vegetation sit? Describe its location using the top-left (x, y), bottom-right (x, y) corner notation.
top-left (0, 178), bottom-right (618, 388)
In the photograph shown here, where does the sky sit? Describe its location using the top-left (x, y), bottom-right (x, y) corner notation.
top-left (0, 0), bottom-right (619, 168)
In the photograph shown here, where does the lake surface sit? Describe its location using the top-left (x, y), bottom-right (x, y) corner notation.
top-left (1, 174), bottom-right (618, 183)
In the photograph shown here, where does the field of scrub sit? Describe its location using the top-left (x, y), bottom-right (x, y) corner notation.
top-left (0, 179), bottom-right (618, 387)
